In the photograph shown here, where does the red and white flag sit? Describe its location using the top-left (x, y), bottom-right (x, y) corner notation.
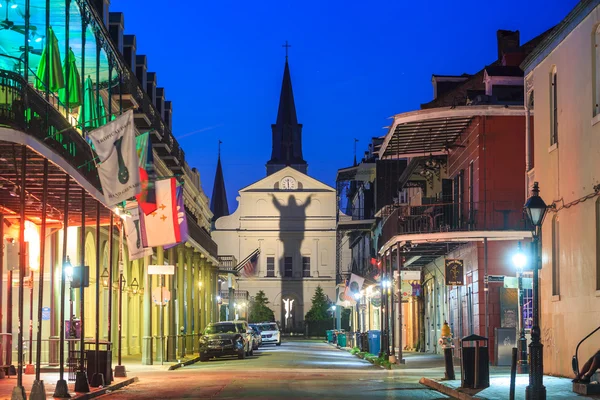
top-left (140, 178), bottom-right (181, 247)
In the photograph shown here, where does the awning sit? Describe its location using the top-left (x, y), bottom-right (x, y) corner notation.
top-left (336, 163), bottom-right (376, 182)
top-left (379, 105), bottom-right (526, 159)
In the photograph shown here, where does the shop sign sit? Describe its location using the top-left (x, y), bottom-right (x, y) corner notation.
top-left (445, 259), bottom-right (464, 286)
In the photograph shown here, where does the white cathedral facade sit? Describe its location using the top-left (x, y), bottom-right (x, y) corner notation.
top-left (211, 58), bottom-right (337, 331)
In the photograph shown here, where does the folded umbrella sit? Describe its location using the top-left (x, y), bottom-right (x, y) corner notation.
top-left (35, 26), bottom-right (65, 92)
top-left (58, 48), bottom-right (82, 108)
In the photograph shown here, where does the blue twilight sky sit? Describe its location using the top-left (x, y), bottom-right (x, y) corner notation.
top-left (111, 0), bottom-right (577, 212)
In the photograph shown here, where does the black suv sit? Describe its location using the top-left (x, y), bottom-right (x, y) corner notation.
top-left (199, 321), bottom-right (252, 361)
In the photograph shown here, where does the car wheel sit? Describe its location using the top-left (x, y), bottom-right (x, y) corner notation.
top-left (250, 347), bottom-right (254, 356)
top-left (238, 349), bottom-right (246, 359)
top-left (276, 341), bottom-right (281, 346)
top-left (200, 355), bottom-right (208, 362)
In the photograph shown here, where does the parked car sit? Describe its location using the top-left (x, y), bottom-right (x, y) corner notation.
top-left (257, 322), bottom-right (281, 346)
top-left (199, 321), bottom-right (253, 361)
top-left (248, 324), bottom-right (262, 349)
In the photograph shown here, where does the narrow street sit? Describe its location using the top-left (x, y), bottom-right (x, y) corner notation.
top-left (101, 340), bottom-right (450, 400)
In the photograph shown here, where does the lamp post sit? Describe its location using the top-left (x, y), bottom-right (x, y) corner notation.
top-left (512, 242), bottom-right (528, 374)
top-left (330, 305), bottom-right (336, 330)
top-left (524, 182), bottom-right (548, 400)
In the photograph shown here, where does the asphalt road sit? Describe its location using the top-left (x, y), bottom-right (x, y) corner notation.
top-left (100, 340), bottom-right (450, 400)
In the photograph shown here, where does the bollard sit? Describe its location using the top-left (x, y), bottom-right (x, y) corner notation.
top-left (509, 347), bottom-right (517, 400)
top-left (440, 321), bottom-right (455, 380)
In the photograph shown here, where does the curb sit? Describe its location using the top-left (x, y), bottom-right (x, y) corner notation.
top-left (72, 376), bottom-right (139, 399)
top-left (168, 356), bottom-right (202, 370)
top-left (419, 377), bottom-right (480, 400)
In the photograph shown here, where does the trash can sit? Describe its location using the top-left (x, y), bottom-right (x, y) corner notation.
top-left (338, 331), bottom-right (347, 347)
top-left (345, 332), bottom-right (354, 348)
top-left (460, 334), bottom-right (489, 389)
top-left (368, 330), bottom-right (381, 356)
top-left (361, 332), bottom-right (369, 353)
top-left (326, 330), bottom-right (333, 343)
top-left (85, 349), bottom-right (113, 385)
top-left (355, 332), bottom-right (361, 350)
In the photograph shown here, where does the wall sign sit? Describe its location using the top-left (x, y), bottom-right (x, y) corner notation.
top-left (445, 259), bottom-right (464, 286)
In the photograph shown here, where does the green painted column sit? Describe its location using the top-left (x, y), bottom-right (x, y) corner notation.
top-left (167, 248), bottom-right (177, 362)
top-left (176, 245), bottom-right (185, 358)
top-left (200, 257), bottom-right (207, 331)
top-left (213, 265), bottom-right (220, 322)
top-left (185, 247), bottom-right (193, 352)
top-left (193, 254), bottom-right (201, 338)
top-left (156, 246), bottom-right (165, 363)
top-left (142, 254), bottom-right (153, 365)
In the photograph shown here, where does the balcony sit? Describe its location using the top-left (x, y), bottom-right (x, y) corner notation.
top-left (219, 290), bottom-right (249, 302)
top-left (186, 213), bottom-right (218, 259)
top-left (218, 255), bottom-right (238, 274)
top-left (380, 200), bottom-right (530, 247)
top-left (0, 70), bottom-right (100, 190)
top-left (338, 207), bottom-right (376, 231)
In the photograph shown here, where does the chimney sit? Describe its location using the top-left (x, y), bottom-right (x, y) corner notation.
top-left (135, 55), bottom-right (147, 89)
top-left (497, 30), bottom-right (520, 60)
top-left (123, 35), bottom-right (136, 71)
top-left (156, 88), bottom-right (165, 121)
top-left (108, 12), bottom-right (124, 54)
top-left (164, 101), bottom-right (172, 130)
top-left (146, 72), bottom-right (157, 104)
top-left (91, 0), bottom-right (110, 27)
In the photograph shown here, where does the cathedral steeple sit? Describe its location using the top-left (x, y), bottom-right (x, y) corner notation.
top-left (266, 48), bottom-right (308, 176)
top-left (210, 142), bottom-right (229, 222)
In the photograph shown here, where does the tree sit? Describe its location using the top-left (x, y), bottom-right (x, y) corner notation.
top-left (249, 290), bottom-right (275, 323)
top-left (305, 285), bottom-right (330, 322)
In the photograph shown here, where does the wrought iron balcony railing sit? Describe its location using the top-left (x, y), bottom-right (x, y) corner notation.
top-left (0, 69), bottom-right (100, 189)
top-left (380, 200), bottom-right (530, 245)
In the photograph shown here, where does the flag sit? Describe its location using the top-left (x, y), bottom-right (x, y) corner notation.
top-left (343, 273), bottom-right (365, 305)
top-left (123, 202), bottom-right (153, 261)
top-left (139, 178), bottom-right (180, 247)
top-left (164, 186), bottom-right (188, 250)
top-left (336, 284), bottom-right (349, 306)
top-left (88, 110), bottom-right (141, 206)
top-left (135, 132), bottom-right (157, 215)
top-left (241, 252), bottom-right (259, 278)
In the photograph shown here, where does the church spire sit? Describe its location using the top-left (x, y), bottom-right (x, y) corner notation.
top-left (266, 44), bottom-right (307, 176)
top-left (210, 141), bottom-right (229, 222)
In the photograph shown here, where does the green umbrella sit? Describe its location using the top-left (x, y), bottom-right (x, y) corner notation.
top-left (35, 26), bottom-right (65, 92)
top-left (58, 48), bottom-right (82, 108)
top-left (97, 94), bottom-right (107, 126)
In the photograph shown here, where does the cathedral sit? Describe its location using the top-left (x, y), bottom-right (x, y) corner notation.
top-left (210, 56), bottom-right (337, 332)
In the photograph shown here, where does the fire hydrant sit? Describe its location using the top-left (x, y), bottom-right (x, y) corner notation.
top-left (439, 321), bottom-right (455, 380)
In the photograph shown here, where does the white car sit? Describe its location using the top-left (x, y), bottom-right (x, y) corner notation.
top-left (257, 322), bottom-right (281, 346)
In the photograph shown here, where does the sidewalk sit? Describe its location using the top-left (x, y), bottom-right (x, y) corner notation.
top-left (0, 352), bottom-right (190, 400)
top-left (333, 343), bottom-right (599, 399)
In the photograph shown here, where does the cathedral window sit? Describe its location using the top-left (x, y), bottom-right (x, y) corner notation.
top-left (267, 257), bottom-right (275, 277)
top-left (284, 257), bottom-right (293, 277)
top-left (302, 256), bottom-right (311, 277)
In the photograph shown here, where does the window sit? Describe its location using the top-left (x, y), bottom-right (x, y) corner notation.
top-left (550, 67), bottom-right (558, 145)
top-left (266, 257), bottom-right (275, 277)
top-left (596, 199), bottom-right (600, 290)
top-left (595, 25), bottom-right (600, 116)
top-left (552, 215), bottom-right (560, 296)
top-left (302, 257), bottom-right (311, 277)
top-left (284, 257), bottom-right (293, 278)
top-left (468, 161), bottom-right (474, 228)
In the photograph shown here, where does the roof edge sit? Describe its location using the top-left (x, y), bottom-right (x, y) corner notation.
top-left (521, 0), bottom-right (600, 73)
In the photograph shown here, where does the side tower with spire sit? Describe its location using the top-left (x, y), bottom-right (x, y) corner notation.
top-left (266, 43), bottom-right (308, 176)
top-left (210, 141), bottom-right (229, 223)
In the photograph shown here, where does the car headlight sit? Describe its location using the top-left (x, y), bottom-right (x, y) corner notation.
top-left (235, 338), bottom-right (244, 349)
top-left (200, 336), bottom-right (209, 344)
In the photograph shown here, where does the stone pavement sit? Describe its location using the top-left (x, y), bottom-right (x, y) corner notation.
top-left (0, 353), bottom-right (182, 399)
top-left (335, 343), bottom-right (600, 399)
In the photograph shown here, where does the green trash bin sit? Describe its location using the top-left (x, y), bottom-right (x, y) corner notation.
top-left (338, 331), bottom-right (347, 347)
top-left (326, 330), bottom-right (333, 343)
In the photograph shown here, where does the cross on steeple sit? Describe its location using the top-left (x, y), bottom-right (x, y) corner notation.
top-left (218, 139), bottom-right (222, 159)
top-left (282, 40), bottom-right (291, 60)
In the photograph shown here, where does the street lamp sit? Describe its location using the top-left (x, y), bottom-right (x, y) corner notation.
top-left (130, 278), bottom-right (139, 295)
top-left (524, 182), bottom-right (548, 400)
top-left (512, 242), bottom-right (528, 374)
top-left (101, 268), bottom-right (109, 289)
